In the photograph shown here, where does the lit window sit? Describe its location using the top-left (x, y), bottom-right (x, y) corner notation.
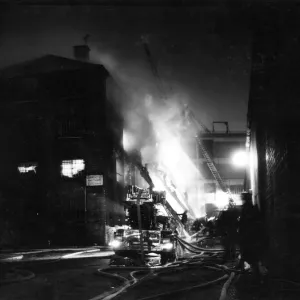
top-left (116, 158), bottom-right (123, 183)
top-left (61, 159), bottom-right (85, 178)
top-left (18, 163), bottom-right (37, 174)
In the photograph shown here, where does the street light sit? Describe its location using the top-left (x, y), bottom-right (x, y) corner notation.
top-left (231, 150), bottom-right (248, 168)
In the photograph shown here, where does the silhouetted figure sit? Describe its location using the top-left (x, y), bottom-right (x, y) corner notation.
top-left (217, 204), bottom-right (239, 262)
top-left (181, 211), bottom-right (188, 224)
top-left (238, 193), bottom-right (267, 281)
top-left (177, 210), bottom-right (188, 231)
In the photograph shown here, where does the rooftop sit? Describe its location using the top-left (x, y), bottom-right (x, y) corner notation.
top-left (0, 54), bottom-right (108, 79)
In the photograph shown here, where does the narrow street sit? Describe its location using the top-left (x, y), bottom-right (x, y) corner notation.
top-left (0, 250), bottom-right (116, 300)
top-left (1, 3), bottom-right (300, 300)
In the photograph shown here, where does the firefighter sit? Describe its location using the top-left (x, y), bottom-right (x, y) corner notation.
top-left (177, 210), bottom-right (188, 231)
top-left (238, 192), bottom-right (268, 282)
top-left (181, 210), bottom-right (188, 225)
top-left (217, 202), bottom-right (239, 262)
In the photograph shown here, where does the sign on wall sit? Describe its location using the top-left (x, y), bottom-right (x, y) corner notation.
top-left (86, 175), bottom-right (103, 186)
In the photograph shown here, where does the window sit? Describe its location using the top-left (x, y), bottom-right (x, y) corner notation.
top-left (116, 158), bottom-right (123, 183)
top-left (61, 159), bottom-right (85, 178)
top-left (18, 162), bottom-right (37, 174)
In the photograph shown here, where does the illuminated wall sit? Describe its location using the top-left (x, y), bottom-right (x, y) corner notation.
top-left (182, 132), bottom-right (246, 212)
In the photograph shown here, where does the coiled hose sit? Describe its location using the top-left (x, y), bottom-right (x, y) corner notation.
top-left (88, 239), bottom-right (231, 300)
top-left (177, 236), bottom-right (225, 252)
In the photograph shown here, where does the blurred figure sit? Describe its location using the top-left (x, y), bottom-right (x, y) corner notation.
top-left (177, 210), bottom-right (188, 231)
top-left (238, 192), bottom-right (268, 282)
top-left (217, 201), bottom-right (239, 262)
top-left (191, 215), bottom-right (207, 233)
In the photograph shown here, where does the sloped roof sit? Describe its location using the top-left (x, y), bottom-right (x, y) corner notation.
top-left (0, 54), bottom-right (109, 79)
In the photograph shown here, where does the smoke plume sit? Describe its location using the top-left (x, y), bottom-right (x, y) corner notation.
top-left (90, 45), bottom-right (205, 217)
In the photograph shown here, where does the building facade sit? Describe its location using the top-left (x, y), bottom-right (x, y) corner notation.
top-left (181, 128), bottom-right (246, 216)
top-left (0, 48), bottom-right (126, 247)
top-left (247, 3), bottom-right (300, 280)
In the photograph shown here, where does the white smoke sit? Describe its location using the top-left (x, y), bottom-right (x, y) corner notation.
top-left (90, 46), bottom-right (205, 217)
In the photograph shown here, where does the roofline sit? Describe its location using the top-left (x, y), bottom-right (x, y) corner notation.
top-left (200, 131), bottom-right (246, 136)
top-left (0, 54), bottom-right (109, 79)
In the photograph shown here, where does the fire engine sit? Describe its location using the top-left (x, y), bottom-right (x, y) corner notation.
top-left (110, 186), bottom-right (183, 264)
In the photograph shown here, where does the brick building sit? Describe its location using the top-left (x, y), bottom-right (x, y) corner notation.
top-left (0, 46), bottom-right (126, 247)
top-left (247, 3), bottom-right (300, 280)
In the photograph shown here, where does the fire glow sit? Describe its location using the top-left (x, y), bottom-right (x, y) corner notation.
top-left (145, 97), bottom-right (204, 218)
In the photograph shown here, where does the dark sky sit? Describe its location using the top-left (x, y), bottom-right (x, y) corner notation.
top-left (0, 3), bottom-right (252, 131)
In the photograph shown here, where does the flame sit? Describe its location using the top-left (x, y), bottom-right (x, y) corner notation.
top-left (151, 174), bottom-right (186, 214)
top-left (143, 97), bottom-right (205, 218)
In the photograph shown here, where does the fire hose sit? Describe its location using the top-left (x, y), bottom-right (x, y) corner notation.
top-left (137, 274), bottom-right (229, 300)
top-left (88, 239), bottom-right (235, 300)
top-left (176, 236), bottom-right (225, 252)
top-left (89, 260), bottom-right (230, 300)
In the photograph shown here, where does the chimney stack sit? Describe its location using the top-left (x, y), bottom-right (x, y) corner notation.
top-left (73, 45), bottom-right (90, 62)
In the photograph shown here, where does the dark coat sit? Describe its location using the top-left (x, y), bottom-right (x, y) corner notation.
top-left (239, 203), bottom-right (267, 264)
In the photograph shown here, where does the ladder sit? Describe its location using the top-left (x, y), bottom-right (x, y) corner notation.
top-left (151, 189), bottom-right (188, 236)
top-left (182, 104), bottom-right (211, 134)
top-left (196, 137), bottom-right (231, 196)
top-left (140, 37), bottom-right (233, 201)
top-left (120, 148), bottom-right (155, 190)
top-left (149, 163), bottom-right (196, 219)
top-left (183, 107), bottom-right (232, 197)
top-left (161, 196), bottom-right (188, 236)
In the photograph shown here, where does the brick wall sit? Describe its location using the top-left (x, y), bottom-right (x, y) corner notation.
top-left (248, 2), bottom-right (300, 279)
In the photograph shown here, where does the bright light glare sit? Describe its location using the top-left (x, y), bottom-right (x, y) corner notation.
top-left (18, 163), bottom-right (37, 173)
top-left (158, 138), bottom-right (200, 192)
top-left (152, 174), bottom-right (166, 192)
top-left (159, 139), bottom-right (181, 165)
top-left (215, 191), bottom-right (230, 208)
top-left (232, 150), bottom-right (248, 167)
top-left (109, 240), bottom-right (122, 248)
top-left (61, 159), bottom-right (85, 178)
top-left (162, 242), bottom-right (173, 250)
top-left (123, 130), bottom-right (135, 152)
top-left (150, 174), bottom-right (187, 214)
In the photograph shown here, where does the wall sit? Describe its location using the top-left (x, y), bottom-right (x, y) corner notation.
top-left (248, 2), bottom-right (300, 280)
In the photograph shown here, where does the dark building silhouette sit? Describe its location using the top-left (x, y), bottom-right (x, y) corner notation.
top-left (0, 50), bottom-right (126, 247)
top-left (247, 3), bottom-right (300, 280)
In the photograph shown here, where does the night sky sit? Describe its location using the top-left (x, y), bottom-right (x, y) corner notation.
top-left (0, 3), bottom-right (252, 131)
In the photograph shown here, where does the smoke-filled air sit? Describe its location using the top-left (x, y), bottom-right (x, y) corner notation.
top-left (90, 46), bottom-right (205, 218)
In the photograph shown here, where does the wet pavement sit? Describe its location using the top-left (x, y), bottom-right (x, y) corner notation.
top-left (0, 257), bottom-right (116, 300)
top-left (2, 244), bottom-right (298, 300)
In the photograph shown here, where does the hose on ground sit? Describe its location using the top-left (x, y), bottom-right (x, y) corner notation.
top-left (89, 234), bottom-right (244, 300)
top-left (177, 236), bottom-right (225, 252)
top-left (0, 248), bottom-right (105, 285)
top-left (89, 246), bottom-right (236, 300)
top-left (219, 272), bottom-right (235, 300)
top-left (177, 238), bottom-right (221, 255)
top-left (137, 274), bottom-right (229, 300)
top-left (272, 278), bottom-right (300, 286)
top-left (90, 268), bottom-right (156, 300)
